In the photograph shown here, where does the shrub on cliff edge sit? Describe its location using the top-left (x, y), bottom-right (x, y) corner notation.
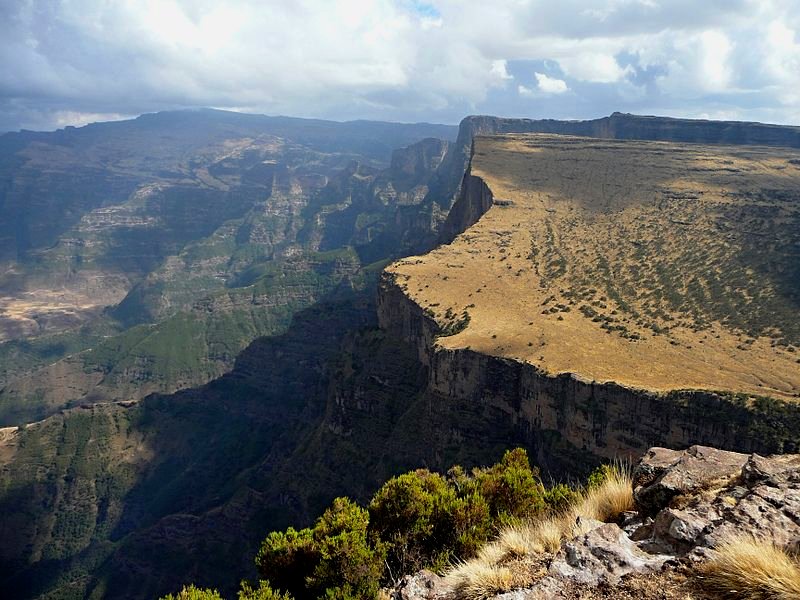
top-left (256, 497), bottom-right (384, 599)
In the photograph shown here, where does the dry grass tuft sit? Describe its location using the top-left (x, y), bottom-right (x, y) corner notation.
top-left (444, 467), bottom-right (635, 599)
top-left (576, 466), bottom-right (636, 523)
top-left (698, 535), bottom-right (800, 599)
top-left (446, 562), bottom-right (519, 600)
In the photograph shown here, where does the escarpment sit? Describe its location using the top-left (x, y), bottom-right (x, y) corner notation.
top-left (379, 132), bottom-right (800, 464)
top-left (423, 113), bottom-right (800, 220)
top-left (379, 273), bottom-right (800, 462)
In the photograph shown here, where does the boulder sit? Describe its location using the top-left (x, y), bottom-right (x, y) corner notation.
top-left (390, 570), bottom-right (447, 600)
top-left (741, 453), bottom-right (800, 487)
top-left (548, 522), bottom-right (669, 586)
top-left (633, 445), bottom-right (748, 514)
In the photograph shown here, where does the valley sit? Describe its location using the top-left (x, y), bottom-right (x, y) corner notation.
top-left (0, 110), bottom-right (455, 425)
top-left (1, 110), bottom-right (800, 599)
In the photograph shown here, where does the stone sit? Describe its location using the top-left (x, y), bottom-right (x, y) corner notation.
top-left (390, 570), bottom-right (448, 600)
top-left (632, 447), bottom-right (683, 489)
top-left (634, 445), bottom-right (748, 515)
top-left (662, 508), bottom-right (710, 545)
top-left (741, 453), bottom-right (800, 487)
top-left (549, 523), bottom-right (669, 586)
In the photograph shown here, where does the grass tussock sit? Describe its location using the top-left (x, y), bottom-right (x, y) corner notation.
top-left (698, 535), bottom-right (800, 599)
top-left (445, 465), bottom-right (634, 599)
top-left (445, 563), bottom-right (521, 600)
top-left (577, 465), bottom-right (636, 522)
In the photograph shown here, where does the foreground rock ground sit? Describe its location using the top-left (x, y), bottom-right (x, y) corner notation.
top-left (390, 445), bottom-right (800, 599)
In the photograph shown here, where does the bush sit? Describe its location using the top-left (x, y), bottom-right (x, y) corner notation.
top-left (256, 527), bottom-right (318, 593)
top-left (542, 483), bottom-right (581, 513)
top-left (256, 498), bottom-right (384, 600)
top-left (473, 448), bottom-right (548, 524)
top-left (238, 580), bottom-right (294, 600)
top-left (368, 449), bottom-right (554, 577)
top-left (586, 463), bottom-right (616, 490)
top-left (256, 449), bottom-right (576, 594)
top-left (368, 470), bottom-right (491, 575)
top-left (160, 584), bottom-right (223, 600)
top-left (161, 581), bottom-right (294, 600)
top-left (310, 498), bottom-right (385, 598)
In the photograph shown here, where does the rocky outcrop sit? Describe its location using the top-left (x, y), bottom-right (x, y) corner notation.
top-left (438, 173), bottom-right (494, 244)
top-left (633, 446), bottom-right (800, 553)
top-left (389, 138), bottom-right (449, 192)
top-left (392, 445), bottom-right (800, 599)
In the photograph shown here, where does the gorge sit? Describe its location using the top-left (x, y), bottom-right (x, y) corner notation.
top-left (1, 110), bottom-right (799, 599)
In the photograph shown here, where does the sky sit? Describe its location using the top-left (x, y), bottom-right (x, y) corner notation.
top-left (1, 0), bottom-right (800, 131)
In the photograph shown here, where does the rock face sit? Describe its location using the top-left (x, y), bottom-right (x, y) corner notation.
top-left (378, 268), bottom-right (800, 467)
top-left (393, 445), bottom-right (800, 599)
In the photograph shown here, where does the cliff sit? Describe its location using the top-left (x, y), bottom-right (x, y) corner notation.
top-left (379, 133), bottom-right (800, 465)
top-left (420, 112), bottom-right (800, 237)
top-left (379, 270), bottom-right (800, 463)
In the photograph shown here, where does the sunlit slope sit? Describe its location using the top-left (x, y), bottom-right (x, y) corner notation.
top-left (388, 134), bottom-right (800, 400)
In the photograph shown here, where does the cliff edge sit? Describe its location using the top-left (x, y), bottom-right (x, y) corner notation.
top-left (379, 133), bottom-right (800, 461)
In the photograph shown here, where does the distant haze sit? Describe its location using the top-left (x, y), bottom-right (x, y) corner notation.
top-left (2, 0), bottom-right (799, 131)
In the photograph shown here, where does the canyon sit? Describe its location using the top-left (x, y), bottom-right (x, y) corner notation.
top-left (1, 111), bottom-right (800, 598)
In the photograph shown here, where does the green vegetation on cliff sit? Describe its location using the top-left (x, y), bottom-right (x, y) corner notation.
top-left (161, 449), bottom-right (586, 600)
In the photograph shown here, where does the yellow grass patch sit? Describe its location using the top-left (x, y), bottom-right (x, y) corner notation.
top-left (698, 536), bottom-right (800, 599)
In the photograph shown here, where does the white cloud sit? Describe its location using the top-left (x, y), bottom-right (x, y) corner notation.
top-left (698, 30), bottom-right (733, 91)
top-left (558, 53), bottom-right (632, 83)
top-left (535, 72), bottom-right (569, 93)
top-left (1, 0), bottom-right (799, 130)
top-left (490, 60), bottom-right (514, 81)
top-left (53, 111), bottom-right (131, 127)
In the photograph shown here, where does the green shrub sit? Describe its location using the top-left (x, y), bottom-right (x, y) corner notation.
top-left (238, 580), bottom-right (294, 600)
top-left (586, 464), bottom-right (617, 491)
top-left (256, 527), bottom-right (318, 594)
top-left (369, 469), bottom-right (491, 575)
top-left (543, 483), bottom-right (582, 513)
top-left (160, 584), bottom-right (223, 600)
top-left (254, 449), bottom-right (579, 594)
top-left (446, 491), bottom-right (492, 559)
top-left (256, 498), bottom-right (384, 600)
top-left (368, 449), bottom-right (552, 576)
top-left (472, 448), bottom-right (548, 524)
top-left (309, 498), bottom-right (385, 598)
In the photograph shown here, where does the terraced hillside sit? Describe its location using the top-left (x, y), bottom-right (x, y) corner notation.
top-left (388, 134), bottom-right (800, 400)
